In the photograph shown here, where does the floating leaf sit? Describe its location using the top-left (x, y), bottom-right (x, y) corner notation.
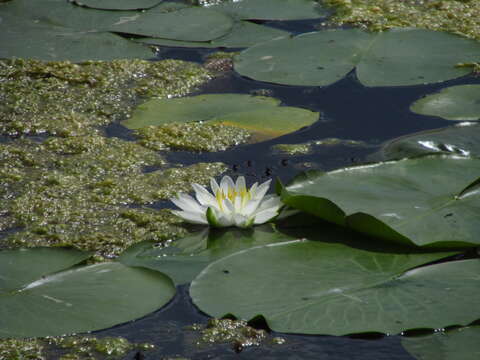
top-left (119, 225), bottom-right (293, 285)
top-left (191, 239), bottom-right (465, 335)
top-left (234, 28), bottom-right (480, 86)
top-left (205, 0), bottom-right (326, 20)
top-left (0, 247), bottom-right (89, 293)
top-left (108, 7), bottom-right (233, 41)
top-left (376, 124), bottom-right (480, 160)
top-left (0, 248), bottom-right (175, 338)
top-left (0, 0), bottom-right (139, 31)
top-left (137, 21), bottom-right (290, 48)
top-left (0, 13), bottom-right (153, 61)
top-left (410, 85), bottom-right (480, 121)
top-left (122, 94), bottom-right (318, 141)
top-left (283, 155), bottom-right (480, 247)
top-left (72, 0), bottom-right (163, 10)
top-left (402, 326), bottom-right (480, 360)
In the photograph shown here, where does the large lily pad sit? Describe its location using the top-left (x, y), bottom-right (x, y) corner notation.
top-left (108, 7), bottom-right (233, 41)
top-left (205, 0), bottom-right (326, 20)
top-left (72, 0), bottom-right (163, 10)
top-left (190, 239), bottom-right (466, 335)
top-left (410, 85), bottom-right (480, 121)
top-left (282, 155), bottom-right (480, 247)
top-left (0, 248), bottom-right (175, 338)
top-left (234, 28), bottom-right (480, 86)
top-left (0, 13), bottom-right (153, 61)
top-left (376, 124), bottom-right (480, 160)
top-left (137, 20), bottom-right (290, 48)
top-left (402, 326), bottom-right (480, 360)
top-left (122, 94), bottom-right (319, 141)
top-left (119, 225), bottom-right (293, 285)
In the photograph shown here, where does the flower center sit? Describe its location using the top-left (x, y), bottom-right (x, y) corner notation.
top-left (215, 186), bottom-right (251, 210)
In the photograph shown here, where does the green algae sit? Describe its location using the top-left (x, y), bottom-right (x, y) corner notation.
top-left (273, 138), bottom-right (368, 155)
top-left (0, 58), bottom-right (211, 137)
top-left (0, 335), bottom-right (153, 360)
top-left (203, 52), bottom-right (236, 73)
top-left (0, 338), bottom-right (44, 360)
top-left (135, 122), bottom-right (251, 152)
top-left (0, 136), bottom-right (226, 257)
top-left (324, 0), bottom-right (480, 41)
top-left (188, 318), bottom-right (284, 352)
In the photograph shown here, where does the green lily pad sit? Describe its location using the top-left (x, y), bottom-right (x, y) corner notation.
top-left (119, 225), bottom-right (293, 285)
top-left (190, 239), bottom-right (465, 335)
top-left (0, 248), bottom-right (175, 338)
top-left (402, 326), bottom-right (480, 360)
top-left (137, 20), bottom-right (290, 48)
top-left (72, 0), bottom-right (163, 10)
top-left (410, 85), bottom-right (480, 121)
top-left (377, 124), bottom-right (480, 160)
top-left (108, 7), bottom-right (233, 41)
top-left (122, 94), bottom-right (318, 141)
top-left (0, 13), bottom-right (153, 61)
top-left (282, 155), bottom-right (480, 247)
top-left (0, 247), bottom-right (89, 293)
top-left (0, 0), bottom-right (138, 31)
top-left (234, 28), bottom-right (480, 86)
top-left (204, 0), bottom-right (326, 20)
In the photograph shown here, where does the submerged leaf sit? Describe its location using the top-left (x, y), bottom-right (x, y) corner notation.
top-left (122, 94), bottom-right (319, 142)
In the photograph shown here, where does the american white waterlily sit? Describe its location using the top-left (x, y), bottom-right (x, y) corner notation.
top-left (170, 176), bottom-right (282, 228)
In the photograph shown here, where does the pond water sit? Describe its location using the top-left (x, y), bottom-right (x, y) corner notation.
top-left (96, 30), bottom-right (480, 358)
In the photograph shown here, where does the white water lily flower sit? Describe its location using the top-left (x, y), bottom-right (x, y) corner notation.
top-left (170, 175), bottom-right (282, 228)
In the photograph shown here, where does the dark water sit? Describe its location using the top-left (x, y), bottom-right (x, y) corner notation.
top-left (99, 22), bottom-right (480, 358)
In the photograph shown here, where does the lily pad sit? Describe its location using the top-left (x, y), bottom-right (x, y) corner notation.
top-left (410, 85), bottom-right (480, 121)
top-left (0, 0), bottom-right (138, 31)
top-left (122, 94), bottom-right (318, 141)
top-left (0, 248), bottom-right (175, 338)
top-left (402, 326), bottom-right (480, 360)
top-left (377, 124), bottom-right (480, 160)
top-left (234, 28), bottom-right (480, 87)
top-left (72, 0), bottom-right (163, 10)
top-left (190, 239), bottom-right (465, 335)
top-left (137, 21), bottom-right (290, 48)
top-left (205, 0), bottom-right (326, 20)
top-left (119, 225), bottom-right (293, 285)
top-left (282, 155), bottom-right (480, 247)
top-left (108, 7), bottom-right (233, 41)
top-left (0, 13), bottom-right (153, 61)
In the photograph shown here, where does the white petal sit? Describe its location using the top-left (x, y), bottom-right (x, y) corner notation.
top-left (253, 208), bottom-right (279, 224)
top-left (249, 182), bottom-right (258, 195)
top-left (253, 179), bottom-right (271, 200)
top-left (171, 193), bottom-right (204, 213)
top-left (256, 195), bottom-right (282, 212)
top-left (233, 213), bottom-right (248, 227)
top-left (235, 176), bottom-right (246, 193)
top-left (192, 183), bottom-right (218, 208)
top-left (220, 175), bottom-right (235, 194)
top-left (171, 210), bottom-right (207, 224)
top-left (222, 197), bottom-right (235, 214)
top-left (242, 197), bottom-right (262, 216)
top-left (210, 177), bottom-right (220, 194)
top-left (216, 212), bottom-right (235, 227)
top-left (233, 195), bottom-right (243, 212)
